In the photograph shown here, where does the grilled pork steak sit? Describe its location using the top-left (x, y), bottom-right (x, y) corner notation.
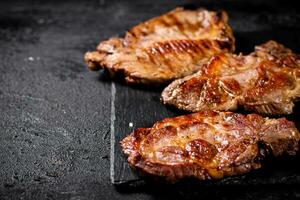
top-left (121, 111), bottom-right (299, 181)
top-left (162, 41), bottom-right (300, 115)
top-left (85, 7), bottom-right (235, 84)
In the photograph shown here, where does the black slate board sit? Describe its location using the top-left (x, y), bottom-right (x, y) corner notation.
top-left (111, 1), bottom-right (300, 186)
top-left (111, 82), bottom-right (183, 184)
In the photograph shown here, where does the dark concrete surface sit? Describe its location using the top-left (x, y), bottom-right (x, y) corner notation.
top-left (0, 0), bottom-right (300, 199)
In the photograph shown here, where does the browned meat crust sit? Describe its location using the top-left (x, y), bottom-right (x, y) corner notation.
top-left (121, 111), bottom-right (299, 181)
top-left (162, 41), bottom-right (300, 115)
top-left (84, 7), bottom-right (235, 84)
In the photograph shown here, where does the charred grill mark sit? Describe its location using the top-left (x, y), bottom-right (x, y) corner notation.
top-left (146, 51), bottom-right (157, 66)
top-left (85, 8), bottom-right (235, 84)
top-left (163, 42), bottom-right (172, 52)
top-left (177, 121), bottom-right (210, 132)
top-left (177, 40), bottom-right (187, 52)
top-left (284, 55), bottom-right (300, 67)
top-left (146, 40), bottom-right (211, 57)
top-left (154, 43), bottom-right (164, 55)
top-left (191, 40), bottom-right (204, 55)
top-left (201, 40), bottom-right (210, 50)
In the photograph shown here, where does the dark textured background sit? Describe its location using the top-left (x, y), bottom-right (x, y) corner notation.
top-left (0, 0), bottom-right (300, 199)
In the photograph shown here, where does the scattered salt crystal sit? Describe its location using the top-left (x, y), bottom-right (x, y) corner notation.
top-left (129, 122), bottom-right (133, 127)
top-left (38, 18), bottom-right (45, 24)
top-left (25, 57), bottom-right (41, 62)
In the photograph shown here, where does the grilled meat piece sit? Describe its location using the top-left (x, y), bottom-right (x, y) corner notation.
top-left (121, 111), bottom-right (300, 181)
top-left (84, 7), bottom-right (235, 84)
top-left (162, 41), bottom-right (300, 115)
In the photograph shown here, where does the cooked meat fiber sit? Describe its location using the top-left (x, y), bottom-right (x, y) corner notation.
top-left (162, 41), bottom-right (300, 115)
top-left (121, 111), bottom-right (299, 181)
top-left (85, 7), bottom-right (235, 84)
